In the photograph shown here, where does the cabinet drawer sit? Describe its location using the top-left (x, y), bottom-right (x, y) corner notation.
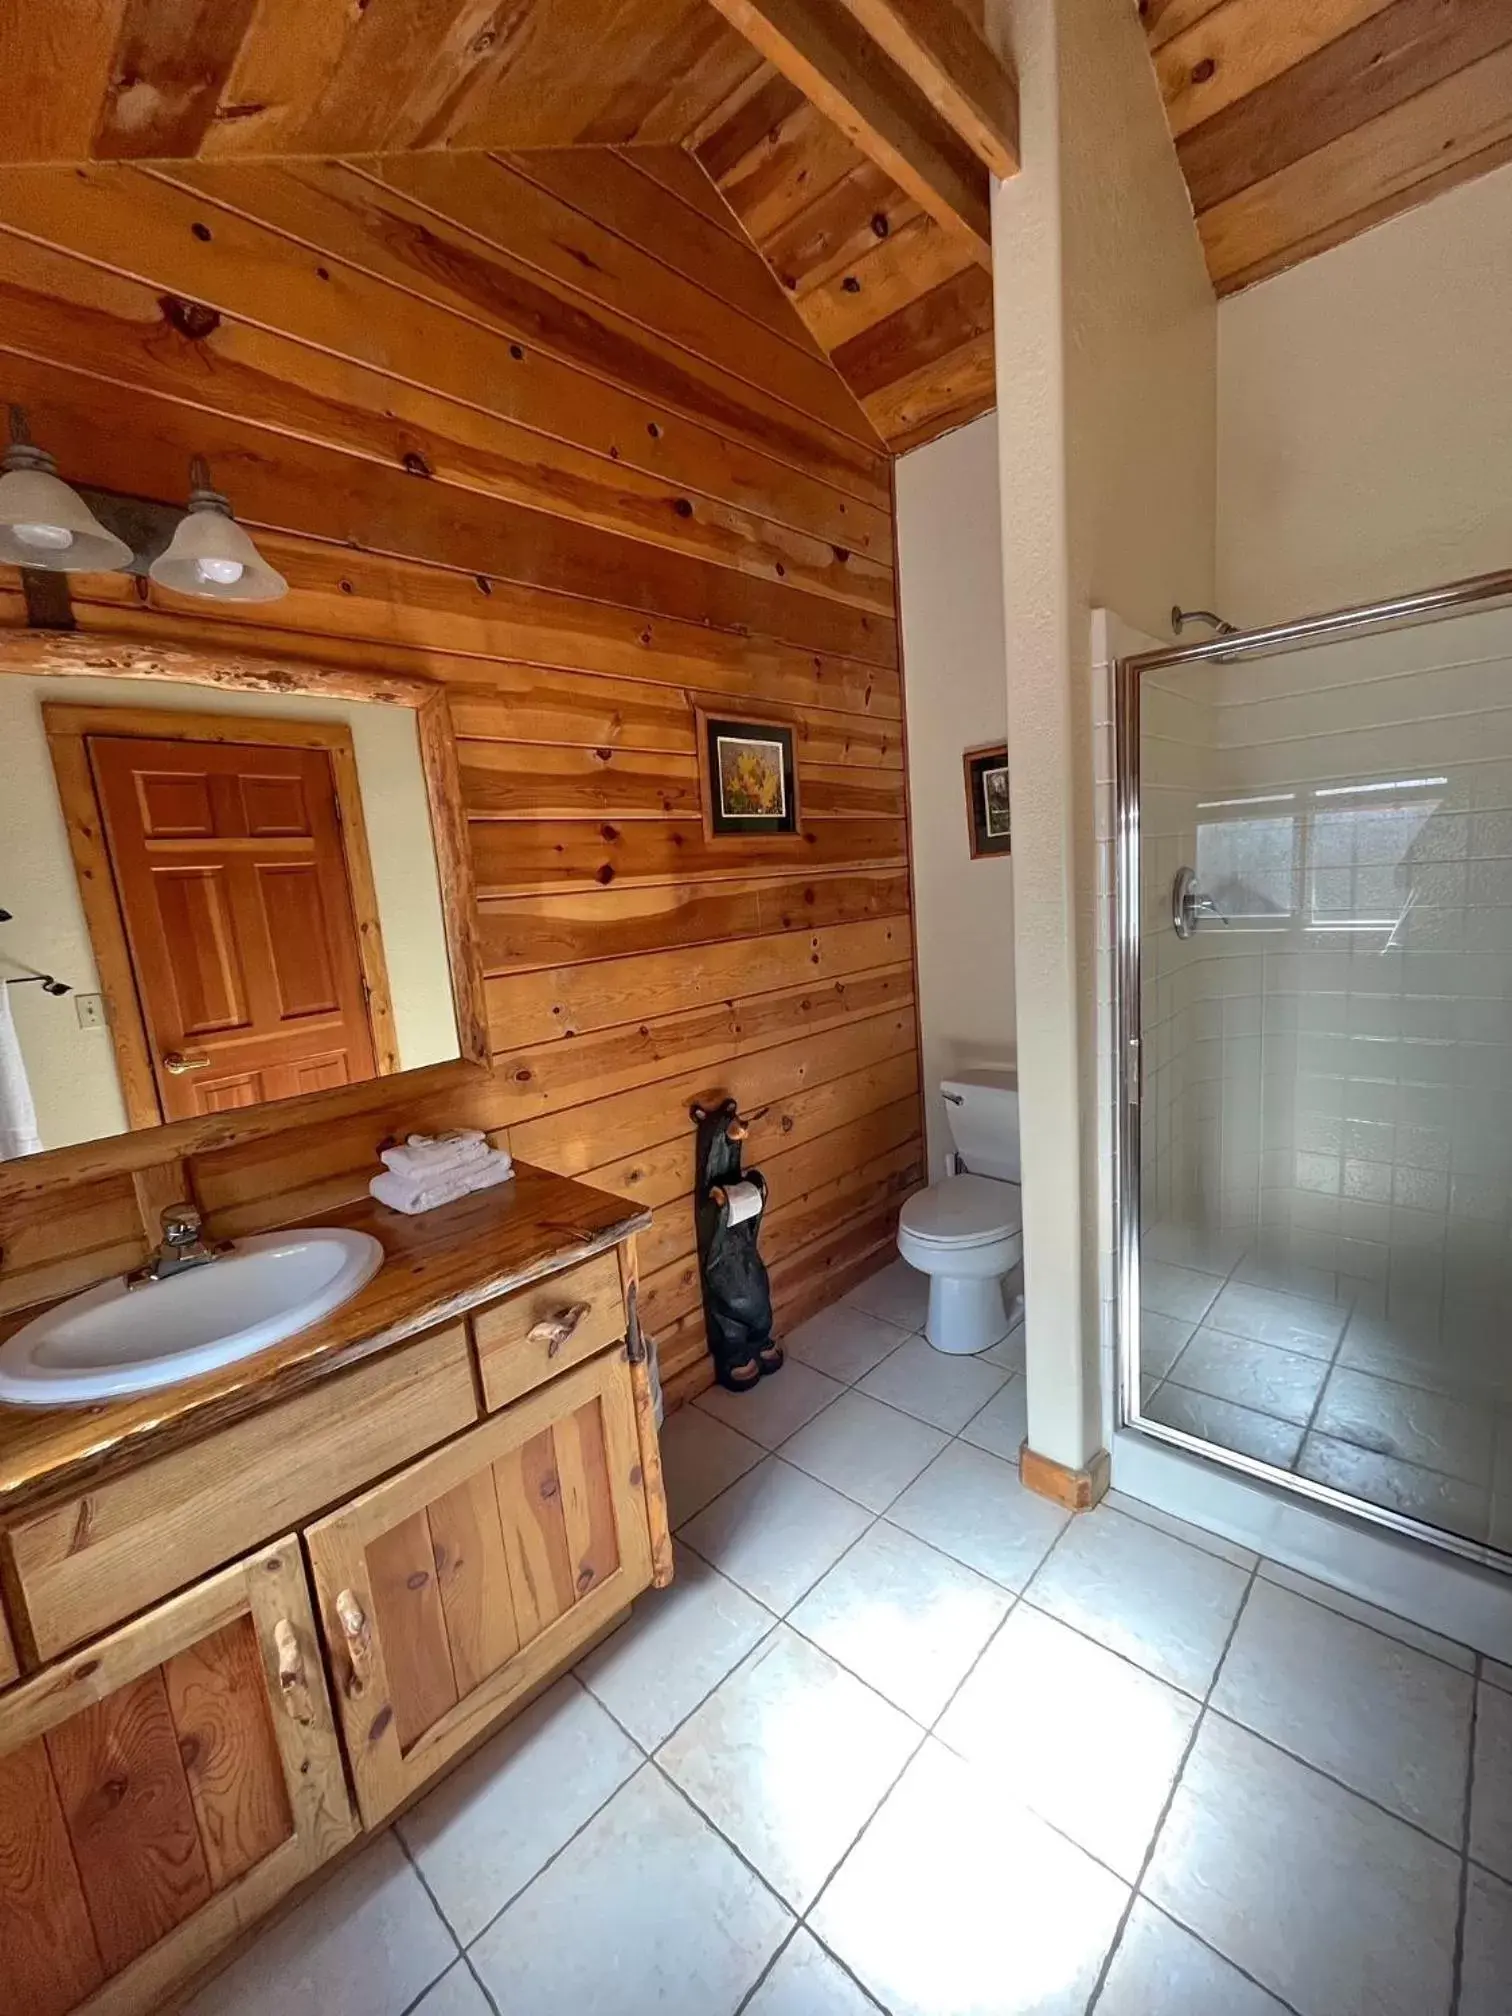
top-left (6, 1323), bottom-right (477, 1663)
top-left (0, 1601), bottom-right (16, 1691)
top-left (0, 1537), bottom-right (352, 2016)
top-left (474, 1248), bottom-right (627, 1411)
top-left (308, 1346), bottom-right (653, 1828)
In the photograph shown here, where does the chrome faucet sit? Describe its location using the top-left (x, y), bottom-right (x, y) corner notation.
top-left (128, 1203), bottom-right (229, 1287)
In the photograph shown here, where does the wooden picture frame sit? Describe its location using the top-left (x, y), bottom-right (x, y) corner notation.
top-left (0, 629), bottom-right (490, 1189)
top-left (963, 742), bottom-right (1012, 858)
top-left (694, 707), bottom-right (801, 841)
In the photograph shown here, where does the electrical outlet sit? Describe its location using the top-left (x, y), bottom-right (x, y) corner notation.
top-left (75, 993), bottom-right (106, 1030)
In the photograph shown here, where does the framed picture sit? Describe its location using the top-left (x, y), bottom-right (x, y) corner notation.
top-left (963, 742), bottom-right (1012, 858)
top-left (696, 710), bottom-right (801, 840)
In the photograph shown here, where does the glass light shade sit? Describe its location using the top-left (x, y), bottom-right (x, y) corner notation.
top-left (149, 502), bottom-right (287, 602)
top-left (0, 462), bottom-right (133, 572)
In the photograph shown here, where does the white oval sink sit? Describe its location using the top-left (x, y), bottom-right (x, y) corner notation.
top-left (0, 1229), bottom-right (385, 1409)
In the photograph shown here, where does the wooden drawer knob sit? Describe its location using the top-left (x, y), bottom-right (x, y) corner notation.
top-left (273, 1617), bottom-right (314, 1726)
top-left (526, 1300), bottom-right (592, 1357)
top-left (335, 1588), bottom-right (373, 1698)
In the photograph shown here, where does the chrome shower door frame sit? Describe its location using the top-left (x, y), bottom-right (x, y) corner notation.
top-left (1111, 566), bottom-right (1512, 1570)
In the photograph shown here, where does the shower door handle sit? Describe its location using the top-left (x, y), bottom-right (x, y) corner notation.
top-left (1172, 867), bottom-right (1228, 939)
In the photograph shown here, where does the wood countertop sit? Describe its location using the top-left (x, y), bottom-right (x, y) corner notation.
top-left (0, 1162), bottom-right (649, 1519)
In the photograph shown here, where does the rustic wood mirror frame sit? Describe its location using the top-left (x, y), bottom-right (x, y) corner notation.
top-left (0, 630), bottom-right (490, 1190)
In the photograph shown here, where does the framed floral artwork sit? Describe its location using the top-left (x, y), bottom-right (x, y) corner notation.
top-left (963, 742), bottom-right (1011, 857)
top-left (696, 710), bottom-right (801, 839)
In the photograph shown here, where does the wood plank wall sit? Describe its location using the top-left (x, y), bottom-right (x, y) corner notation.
top-left (0, 148), bottom-right (923, 1404)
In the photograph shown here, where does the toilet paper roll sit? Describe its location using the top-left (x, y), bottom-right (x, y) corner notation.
top-left (722, 1180), bottom-right (764, 1226)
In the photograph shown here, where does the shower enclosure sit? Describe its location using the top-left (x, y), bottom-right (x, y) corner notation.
top-left (1116, 570), bottom-right (1512, 1564)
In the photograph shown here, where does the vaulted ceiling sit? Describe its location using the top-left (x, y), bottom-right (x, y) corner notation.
top-left (0, 0), bottom-right (1005, 454)
top-left (1144, 0), bottom-right (1512, 296)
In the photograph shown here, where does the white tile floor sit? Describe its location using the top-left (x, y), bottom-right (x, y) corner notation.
top-left (192, 1258), bottom-right (1512, 2016)
top-left (1139, 1226), bottom-right (1512, 1549)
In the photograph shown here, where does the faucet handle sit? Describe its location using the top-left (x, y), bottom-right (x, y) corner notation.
top-left (160, 1202), bottom-right (202, 1247)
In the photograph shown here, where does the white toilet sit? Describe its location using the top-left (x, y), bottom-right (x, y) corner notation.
top-left (898, 1073), bottom-right (1024, 1355)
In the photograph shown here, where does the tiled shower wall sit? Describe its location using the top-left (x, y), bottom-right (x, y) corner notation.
top-left (1144, 603), bottom-right (1512, 1347)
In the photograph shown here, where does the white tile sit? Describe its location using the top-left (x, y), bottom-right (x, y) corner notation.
top-left (959, 1374), bottom-right (1027, 1462)
top-left (1486, 1657), bottom-right (1512, 1693)
top-left (1102, 1488), bottom-right (1258, 1570)
top-left (811, 1740), bottom-right (1127, 2016)
top-left (659, 1628), bottom-right (919, 1911)
top-left (679, 1457), bottom-right (871, 1614)
top-left (937, 1605), bottom-right (1198, 1881)
top-left (660, 1405), bottom-right (764, 1525)
top-left (1231, 1248), bottom-right (1346, 1303)
top-left (1461, 1863), bottom-right (1512, 2016)
top-left (694, 1360), bottom-right (844, 1450)
top-left (1141, 1261), bottom-right (1225, 1324)
top-left (857, 1336), bottom-right (1008, 1434)
top-left (398, 1676), bottom-right (640, 1944)
top-left (1472, 1678), bottom-right (1512, 1882)
top-left (1297, 1433), bottom-right (1489, 1541)
top-left (978, 1320), bottom-right (1026, 1372)
top-left (1027, 1504), bottom-right (1250, 1696)
top-left (1313, 1366), bottom-right (1495, 1485)
top-left (1212, 1580), bottom-right (1473, 1845)
top-left (576, 1544), bottom-right (772, 1751)
top-left (1139, 1309), bottom-right (1198, 1381)
top-left (1206, 1280), bottom-right (1348, 1359)
top-left (780, 1390), bottom-right (948, 1512)
top-left (1145, 1380), bottom-right (1305, 1467)
top-left (1146, 1716), bottom-right (1460, 2016)
top-left (471, 1766), bottom-right (790, 2014)
top-left (1097, 1900), bottom-right (1289, 2016)
top-left (1256, 1560), bottom-right (1475, 1671)
top-left (180, 1832), bottom-right (454, 2016)
top-left (410, 1964), bottom-right (492, 2016)
top-left (743, 1930), bottom-right (882, 2016)
top-left (887, 1442), bottom-right (1068, 1591)
top-left (1144, 1224), bottom-right (1249, 1274)
top-left (1168, 1327), bottom-right (1329, 1426)
top-left (784, 1303), bottom-right (915, 1385)
top-left (843, 1257), bottom-right (929, 1332)
top-left (790, 1520), bottom-right (1011, 1724)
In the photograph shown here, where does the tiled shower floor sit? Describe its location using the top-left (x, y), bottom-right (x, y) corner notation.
top-left (188, 1257), bottom-right (1512, 2016)
top-left (1138, 1224), bottom-right (1512, 1550)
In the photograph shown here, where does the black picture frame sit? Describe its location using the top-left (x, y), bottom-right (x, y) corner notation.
top-left (697, 710), bottom-right (801, 840)
top-left (964, 742), bottom-right (1012, 858)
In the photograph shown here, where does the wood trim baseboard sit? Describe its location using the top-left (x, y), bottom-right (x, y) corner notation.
top-left (1019, 1442), bottom-right (1111, 1513)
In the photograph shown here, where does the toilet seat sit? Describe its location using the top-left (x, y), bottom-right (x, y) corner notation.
top-left (899, 1175), bottom-right (1022, 1250)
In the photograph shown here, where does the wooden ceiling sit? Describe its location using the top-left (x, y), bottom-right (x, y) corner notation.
top-left (0, 0), bottom-right (1009, 454)
top-left (1144, 0), bottom-right (1512, 296)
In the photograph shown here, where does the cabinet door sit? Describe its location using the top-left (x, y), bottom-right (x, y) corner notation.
top-left (0, 1601), bottom-right (16, 1690)
top-left (0, 1539), bottom-right (353, 2016)
top-left (307, 1346), bottom-right (652, 1827)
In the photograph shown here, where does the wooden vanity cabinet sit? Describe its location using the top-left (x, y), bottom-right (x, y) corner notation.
top-left (0, 1600), bottom-right (17, 1690)
top-left (0, 1539), bottom-right (352, 2016)
top-left (307, 1343), bottom-right (651, 1827)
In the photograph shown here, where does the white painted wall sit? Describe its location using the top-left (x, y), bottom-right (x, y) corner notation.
top-left (1218, 158), bottom-right (1512, 627)
top-left (895, 413), bottom-right (1016, 1180)
top-left (0, 675), bottom-right (457, 1153)
top-left (986, 0), bottom-right (1216, 1472)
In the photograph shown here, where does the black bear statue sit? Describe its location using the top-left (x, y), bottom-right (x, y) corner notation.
top-left (691, 1098), bottom-right (784, 1392)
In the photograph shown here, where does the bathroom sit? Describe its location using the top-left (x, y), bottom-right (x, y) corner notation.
top-left (0, 1), bottom-right (1510, 2012)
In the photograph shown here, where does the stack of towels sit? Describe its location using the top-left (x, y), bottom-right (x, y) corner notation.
top-left (369, 1128), bottom-right (514, 1216)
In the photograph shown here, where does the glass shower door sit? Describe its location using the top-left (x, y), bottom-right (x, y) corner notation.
top-left (1126, 595), bottom-right (1512, 1558)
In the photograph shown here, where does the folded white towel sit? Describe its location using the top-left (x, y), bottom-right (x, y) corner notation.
top-left (381, 1129), bottom-right (491, 1181)
top-left (370, 1148), bottom-right (514, 1216)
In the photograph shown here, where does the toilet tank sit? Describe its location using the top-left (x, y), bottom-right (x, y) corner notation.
top-left (941, 1072), bottom-right (1021, 1181)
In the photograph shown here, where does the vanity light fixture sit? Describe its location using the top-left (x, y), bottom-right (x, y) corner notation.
top-left (0, 406), bottom-right (133, 573)
top-left (148, 456), bottom-right (288, 602)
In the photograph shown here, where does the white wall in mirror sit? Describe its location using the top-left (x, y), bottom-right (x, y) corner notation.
top-left (1, 672), bottom-right (458, 1155)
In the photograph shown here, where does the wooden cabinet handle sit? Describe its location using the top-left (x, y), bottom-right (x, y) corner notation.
top-left (273, 1617), bottom-right (314, 1726)
top-left (335, 1588), bottom-right (373, 1698)
top-left (526, 1300), bottom-right (592, 1356)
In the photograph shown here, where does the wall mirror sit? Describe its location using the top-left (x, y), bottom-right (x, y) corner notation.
top-left (0, 636), bottom-right (486, 1166)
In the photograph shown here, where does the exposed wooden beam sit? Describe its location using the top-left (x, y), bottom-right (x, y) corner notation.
top-left (837, 0), bottom-right (1019, 180)
top-left (703, 0), bottom-right (994, 265)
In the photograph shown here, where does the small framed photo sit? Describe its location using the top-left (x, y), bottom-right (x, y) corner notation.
top-left (963, 742), bottom-right (1012, 858)
top-left (697, 710), bottom-right (801, 840)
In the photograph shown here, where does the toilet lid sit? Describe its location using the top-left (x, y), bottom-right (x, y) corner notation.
top-left (900, 1175), bottom-right (1022, 1249)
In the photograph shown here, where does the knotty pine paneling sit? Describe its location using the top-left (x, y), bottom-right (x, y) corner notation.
top-left (0, 149), bottom-right (922, 1398)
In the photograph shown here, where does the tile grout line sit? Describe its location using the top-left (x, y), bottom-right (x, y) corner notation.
top-left (1449, 1656), bottom-right (1483, 2016)
top-left (730, 1922), bottom-right (802, 2016)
